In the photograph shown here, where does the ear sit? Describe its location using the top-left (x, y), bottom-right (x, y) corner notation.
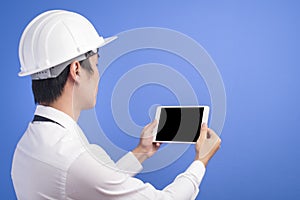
top-left (69, 61), bottom-right (81, 82)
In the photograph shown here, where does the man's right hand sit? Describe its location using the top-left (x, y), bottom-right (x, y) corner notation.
top-left (195, 123), bottom-right (221, 167)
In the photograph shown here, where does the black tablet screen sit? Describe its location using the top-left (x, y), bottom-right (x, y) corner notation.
top-left (156, 107), bottom-right (204, 142)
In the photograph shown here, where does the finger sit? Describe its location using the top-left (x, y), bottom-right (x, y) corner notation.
top-left (207, 128), bottom-right (221, 146)
top-left (212, 137), bottom-right (221, 151)
top-left (153, 142), bottom-right (161, 150)
top-left (144, 122), bottom-right (152, 129)
top-left (144, 120), bottom-right (157, 130)
top-left (150, 120), bottom-right (157, 128)
top-left (207, 128), bottom-right (211, 139)
top-left (211, 138), bottom-right (221, 155)
top-left (145, 120), bottom-right (157, 133)
top-left (142, 120), bottom-right (158, 138)
top-left (198, 123), bottom-right (208, 142)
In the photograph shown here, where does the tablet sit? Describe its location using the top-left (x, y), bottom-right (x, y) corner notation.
top-left (153, 106), bottom-right (209, 144)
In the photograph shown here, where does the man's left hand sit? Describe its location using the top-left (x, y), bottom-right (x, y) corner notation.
top-left (132, 120), bottom-right (160, 164)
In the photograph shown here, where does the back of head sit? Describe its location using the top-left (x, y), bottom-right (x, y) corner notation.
top-left (18, 9), bottom-right (116, 104)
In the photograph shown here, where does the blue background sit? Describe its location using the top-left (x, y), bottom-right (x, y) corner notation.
top-left (1, 0), bottom-right (300, 199)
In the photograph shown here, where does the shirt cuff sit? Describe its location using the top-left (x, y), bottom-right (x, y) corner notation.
top-left (185, 160), bottom-right (206, 185)
top-left (116, 152), bottom-right (143, 176)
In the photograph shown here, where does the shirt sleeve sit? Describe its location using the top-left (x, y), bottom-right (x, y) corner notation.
top-left (66, 149), bottom-right (206, 200)
top-left (116, 152), bottom-right (143, 176)
top-left (162, 160), bottom-right (206, 200)
top-left (86, 144), bottom-right (142, 176)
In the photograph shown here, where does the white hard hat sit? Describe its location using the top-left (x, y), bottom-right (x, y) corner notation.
top-left (18, 10), bottom-right (117, 80)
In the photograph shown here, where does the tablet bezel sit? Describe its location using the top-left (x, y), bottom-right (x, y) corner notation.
top-left (153, 105), bottom-right (210, 144)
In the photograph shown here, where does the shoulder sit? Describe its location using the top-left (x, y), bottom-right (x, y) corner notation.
top-left (15, 122), bottom-right (87, 171)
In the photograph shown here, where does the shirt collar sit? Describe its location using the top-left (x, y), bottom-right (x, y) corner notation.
top-left (34, 105), bottom-right (77, 131)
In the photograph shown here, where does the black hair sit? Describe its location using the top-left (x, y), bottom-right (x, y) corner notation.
top-left (32, 54), bottom-right (94, 105)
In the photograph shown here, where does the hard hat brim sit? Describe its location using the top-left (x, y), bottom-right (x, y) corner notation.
top-left (98, 36), bottom-right (118, 48)
top-left (18, 35), bottom-right (118, 77)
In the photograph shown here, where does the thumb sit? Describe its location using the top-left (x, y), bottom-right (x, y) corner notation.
top-left (144, 120), bottom-right (157, 130)
top-left (142, 120), bottom-right (157, 138)
top-left (198, 123), bottom-right (208, 143)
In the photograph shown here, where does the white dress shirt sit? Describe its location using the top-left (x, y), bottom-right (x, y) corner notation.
top-left (11, 105), bottom-right (206, 200)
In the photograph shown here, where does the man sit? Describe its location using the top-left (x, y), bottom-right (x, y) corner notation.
top-left (12, 10), bottom-right (221, 199)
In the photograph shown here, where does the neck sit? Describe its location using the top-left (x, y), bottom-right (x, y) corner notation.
top-left (47, 99), bottom-right (80, 122)
top-left (43, 82), bottom-right (81, 122)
